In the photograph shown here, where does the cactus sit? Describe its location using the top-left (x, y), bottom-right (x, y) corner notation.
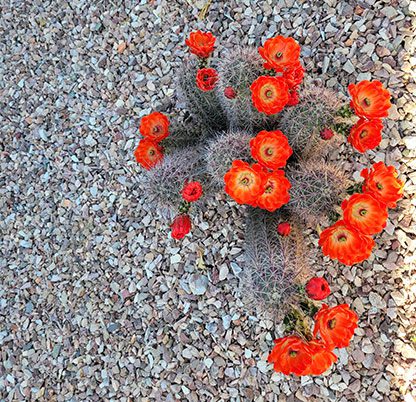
top-left (204, 130), bottom-right (253, 189)
top-left (141, 146), bottom-right (208, 214)
top-left (177, 59), bottom-right (227, 132)
top-left (278, 87), bottom-right (344, 159)
top-left (161, 118), bottom-right (208, 152)
top-left (286, 161), bottom-right (351, 227)
top-left (216, 47), bottom-right (281, 131)
top-left (241, 208), bottom-right (310, 318)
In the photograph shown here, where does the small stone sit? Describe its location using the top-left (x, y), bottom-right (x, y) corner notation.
top-left (343, 60), bottom-right (355, 74)
top-left (117, 41), bottom-right (127, 53)
top-left (222, 315), bottom-right (232, 330)
top-left (147, 81), bottom-right (156, 91)
top-left (170, 254), bottom-right (181, 264)
top-left (381, 6), bottom-right (398, 18)
top-left (218, 265), bottom-right (229, 281)
top-left (403, 136), bottom-right (416, 150)
top-left (25, 302), bottom-right (34, 314)
top-left (369, 292), bottom-right (386, 309)
top-left (189, 274), bottom-right (208, 295)
top-left (107, 323), bottom-right (120, 333)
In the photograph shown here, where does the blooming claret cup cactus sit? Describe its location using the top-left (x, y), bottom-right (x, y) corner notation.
top-left (134, 30), bottom-right (402, 377)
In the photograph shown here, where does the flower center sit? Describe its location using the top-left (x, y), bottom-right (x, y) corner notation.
top-left (240, 176), bottom-right (250, 186)
top-left (359, 208), bottom-right (367, 216)
top-left (149, 149), bottom-right (155, 156)
top-left (289, 350), bottom-right (298, 358)
top-left (376, 182), bottom-right (383, 190)
top-left (265, 184), bottom-right (274, 194)
top-left (153, 125), bottom-right (161, 133)
top-left (265, 89), bottom-right (274, 99)
top-left (265, 147), bottom-right (274, 156)
top-left (275, 51), bottom-right (283, 59)
top-left (321, 284), bottom-right (327, 291)
top-left (337, 234), bottom-right (347, 242)
top-left (363, 97), bottom-right (371, 106)
top-left (360, 130), bottom-right (368, 139)
top-left (328, 319), bottom-right (336, 329)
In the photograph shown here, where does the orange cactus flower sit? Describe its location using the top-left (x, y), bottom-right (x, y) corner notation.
top-left (139, 111), bottom-right (170, 142)
top-left (313, 304), bottom-right (359, 349)
top-left (224, 160), bottom-right (267, 205)
top-left (134, 139), bottom-right (164, 170)
top-left (250, 130), bottom-right (293, 170)
top-left (348, 118), bottom-right (383, 153)
top-left (258, 36), bottom-right (301, 72)
top-left (185, 30), bottom-right (216, 59)
top-left (283, 61), bottom-right (305, 89)
top-left (348, 80), bottom-right (391, 119)
top-left (341, 193), bottom-right (388, 235)
top-left (268, 336), bottom-right (314, 376)
top-left (256, 170), bottom-right (291, 212)
top-left (318, 220), bottom-right (375, 266)
top-left (301, 340), bottom-right (338, 376)
top-left (361, 162), bottom-right (404, 208)
top-left (196, 68), bottom-right (218, 92)
top-left (250, 76), bottom-right (290, 115)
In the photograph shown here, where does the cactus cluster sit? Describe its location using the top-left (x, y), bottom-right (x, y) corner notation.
top-left (242, 208), bottom-right (310, 318)
top-left (140, 43), bottom-right (355, 317)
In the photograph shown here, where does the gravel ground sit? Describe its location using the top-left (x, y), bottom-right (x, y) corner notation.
top-left (1, 1), bottom-right (415, 401)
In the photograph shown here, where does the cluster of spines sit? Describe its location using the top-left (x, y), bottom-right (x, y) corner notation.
top-left (279, 87), bottom-right (345, 159)
top-left (286, 160), bottom-right (351, 227)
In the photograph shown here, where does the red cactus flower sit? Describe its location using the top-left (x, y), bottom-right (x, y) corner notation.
top-left (182, 181), bottom-right (203, 203)
top-left (250, 130), bottom-right (293, 170)
top-left (268, 335), bottom-right (314, 376)
top-left (277, 222), bottom-right (291, 236)
top-left (313, 304), bottom-right (359, 349)
top-left (348, 118), bottom-right (383, 153)
top-left (139, 111), bottom-right (170, 142)
top-left (170, 214), bottom-right (192, 240)
top-left (301, 340), bottom-right (338, 376)
top-left (258, 36), bottom-right (301, 72)
top-left (196, 68), bottom-right (218, 92)
top-left (185, 30), bottom-right (216, 59)
top-left (306, 277), bottom-right (331, 300)
top-left (361, 162), bottom-right (404, 208)
top-left (224, 160), bottom-right (268, 205)
top-left (255, 171), bottom-right (291, 212)
top-left (287, 90), bottom-right (300, 106)
top-left (224, 86), bottom-right (237, 99)
top-left (348, 80), bottom-right (391, 119)
top-left (341, 193), bottom-right (388, 235)
top-left (320, 128), bottom-right (334, 140)
top-left (283, 62), bottom-right (305, 89)
top-left (134, 139), bottom-right (164, 170)
top-left (250, 76), bottom-right (290, 115)
top-left (318, 220), bottom-right (375, 266)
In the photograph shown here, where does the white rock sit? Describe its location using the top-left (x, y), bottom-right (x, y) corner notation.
top-left (189, 274), bottom-right (208, 295)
